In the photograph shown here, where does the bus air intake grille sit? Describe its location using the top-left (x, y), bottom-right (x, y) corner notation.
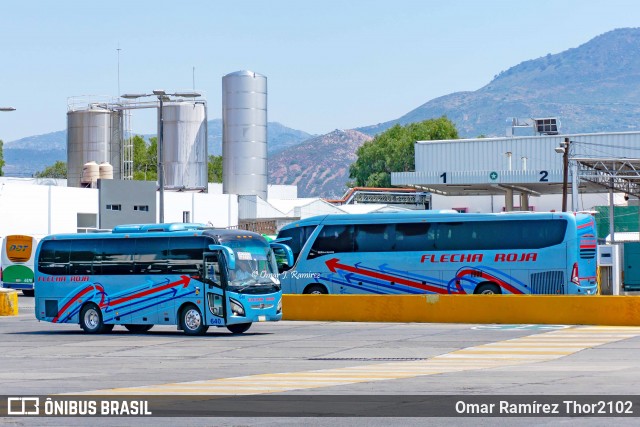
top-left (530, 270), bottom-right (565, 294)
top-left (580, 248), bottom-right (597, 259)
top-left (251, 304), bottom-right (274, 309)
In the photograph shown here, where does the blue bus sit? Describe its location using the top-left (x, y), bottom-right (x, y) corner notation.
top-left (34, 224), bottom-right (293, 335)
top-left (276, 211), bottom-right (597, 295)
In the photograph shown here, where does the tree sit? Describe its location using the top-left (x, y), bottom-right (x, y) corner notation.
top-left (132, 136), bottom-right (157, 181)
top-left (349, 117), bottom-right (459, 188)
top-left (208, 155), bottom-right (223, 183)
top-left (35, 161), bottom-right (67, 178)
top-left (131, 136), bottom-right (222, 183)
top-left (0, 139), bottom-right (5, 176)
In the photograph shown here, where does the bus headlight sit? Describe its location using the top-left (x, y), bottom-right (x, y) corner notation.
top-left (276, 298), bottom-right (282, 314)
top-left (230, 298), bottom-right (245, 317)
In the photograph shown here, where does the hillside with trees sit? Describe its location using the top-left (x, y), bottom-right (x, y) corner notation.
top-left (349, 117), bottom-right (459, 188)
top-left (358, 28), bottom-right (640, 138)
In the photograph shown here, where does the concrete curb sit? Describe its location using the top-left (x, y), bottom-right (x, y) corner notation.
top-left (0, 288), bottom-right (19, 316)
top-left (282, 294), bottom-right (640, 326)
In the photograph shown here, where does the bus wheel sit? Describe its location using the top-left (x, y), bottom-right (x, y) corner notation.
top-left (227, 323), bottom-right (252, 334)
top-left (303, 284), bottom-right (327, 294)
top-left (124, 324), bottom-right (153, 333)
top-left (181, 305), bottom-right (209, 336)
top-left (22, 289), bottom-right (34, 297)
top-left (474, 283), bottom-right (501, 295)
top-left (80, 304), bottom-right (104, 334)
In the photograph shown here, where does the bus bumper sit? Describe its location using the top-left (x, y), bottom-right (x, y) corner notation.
top-left (226, 294), bottom-right (283, 324)
top-left (1, 283), bottom-right (34, 290)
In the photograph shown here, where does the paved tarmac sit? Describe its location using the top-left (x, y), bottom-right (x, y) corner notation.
top-left (2, 294), bottom-right (640, 426)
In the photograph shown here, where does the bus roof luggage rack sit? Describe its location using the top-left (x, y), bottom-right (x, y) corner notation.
top-left (112, 223), bottom-right (207, 233)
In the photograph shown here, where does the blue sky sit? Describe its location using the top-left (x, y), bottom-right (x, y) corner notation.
top-left (1, 0), bottom-right (639, 142)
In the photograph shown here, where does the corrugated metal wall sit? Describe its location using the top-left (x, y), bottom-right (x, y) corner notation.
top-left (415, 132), bottom-right (640, 173)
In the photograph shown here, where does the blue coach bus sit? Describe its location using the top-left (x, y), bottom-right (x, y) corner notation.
top-left (276, 211), bottom-right (597, 295)
top-left (34, 224), bottom-right (293, 335)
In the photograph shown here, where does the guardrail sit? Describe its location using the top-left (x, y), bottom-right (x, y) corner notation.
top-left (0, 289), bottom-right (19, 316)
top-left (282, 294), bottom-right (640, 326)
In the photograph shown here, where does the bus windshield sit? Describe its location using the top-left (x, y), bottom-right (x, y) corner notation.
top-left (218, 237), bottom-right (280, 292)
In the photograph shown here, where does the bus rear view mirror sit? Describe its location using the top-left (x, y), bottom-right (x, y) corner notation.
top-left (208, 245), bottom-right (236, 270)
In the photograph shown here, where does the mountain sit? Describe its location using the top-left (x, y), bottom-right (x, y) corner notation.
top-left (206, 119), bottom-right (314, 156)
top-left (2, 148), bottom-right (65, 177)
top-left (268, 129), bottom-right (373, 198)
top-left (3, 121), bottom-right (313, 176)
top-left (4, 130), bottom-right (66, 151)
top-left (358, 27), bottom-right (640, 137)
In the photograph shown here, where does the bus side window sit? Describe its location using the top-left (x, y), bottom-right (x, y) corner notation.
top-left (68, 239), bottom-right (101, 275)
top-left (308, 225), bottom-right (354, 259)
top-left (38, 240), bottom-right (71, 275)
top-left (133, 237), bottom-right (169, 274)
top-left (276, 225), bottom-right (316, 265)
top-left (395, 223), bottom-right (433, 251)
top-left (205, 256), bottom-right (222, 287)
top-left (101, 239), bottom-right (135, 275)
top-left (168, 236), bottom-right (206, 274)
top-left (354, 224), bottom-right (394, 252)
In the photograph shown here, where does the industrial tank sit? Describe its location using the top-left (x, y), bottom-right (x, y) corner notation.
top-left (161, 101), bottom-right (207, 190)
top-left (67, 107), bottom-right (122, 188)
top-left (99, 162), bottom-right (114, 180)
top-left (222, 70), bottom-right (268, 199)
top-left (81, 161), bottom-right (99, 187)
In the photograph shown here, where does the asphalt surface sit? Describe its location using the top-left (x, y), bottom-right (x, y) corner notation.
top-left (2, 294), bottom-right (640, 426)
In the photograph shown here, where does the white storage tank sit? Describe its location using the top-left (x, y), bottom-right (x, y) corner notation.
top-left (222, 70), bottom-right (268, 199)
top-left (67, 106), bottom-right (122, 188)
top-left (81, 161), bottom-right (99, 187)
top-left (99, 162), bottom-right (114, 180)
top-left (161, 101), bottom-right (207, 190)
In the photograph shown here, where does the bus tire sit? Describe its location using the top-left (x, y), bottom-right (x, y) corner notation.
top-left (303, 284), bottom-right (328, 294)
top-left (474, 283), bottom-right (501, 295)
top-left (124, 324), bottom-right (153, 333)
top-left (227, 323), bottom-right (252, 334)
top-left (180, 305), bottom-right (209, 336)
top-left (80, 303), bottom-right (105, 334)
top-left (22, 289), bottom-right (34, 297)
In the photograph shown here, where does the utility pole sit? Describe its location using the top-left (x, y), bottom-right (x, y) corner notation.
top-left (562, 137), bottom-right (570, 212)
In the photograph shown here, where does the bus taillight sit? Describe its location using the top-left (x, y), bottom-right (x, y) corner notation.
top-left (571, 263), bottom-right (580, 286)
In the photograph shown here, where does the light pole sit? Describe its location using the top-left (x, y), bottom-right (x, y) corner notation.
top-left (121, 91), bottom-right (200, 223)
top-left (555, 137), bottom-right (571, 212)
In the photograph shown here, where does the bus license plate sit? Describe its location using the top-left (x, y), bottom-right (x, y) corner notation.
top-left (258, 316), bottom-right (266, 322)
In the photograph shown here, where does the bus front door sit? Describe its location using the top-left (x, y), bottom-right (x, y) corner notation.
top-left (203, 253), bottom-right (226, 327)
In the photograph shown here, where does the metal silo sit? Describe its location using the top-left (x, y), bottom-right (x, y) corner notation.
top-left (67, 106), bottom-right (122, 188)
top-left (222, 70), bottom-right (268, 199)
top-left (161, 101), bottom-right (207, 190)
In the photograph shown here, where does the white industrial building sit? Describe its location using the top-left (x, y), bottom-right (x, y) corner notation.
top-left (392, 129), bottom-right (640, 213)
top-left (0, 179), bottom-right (414, 237)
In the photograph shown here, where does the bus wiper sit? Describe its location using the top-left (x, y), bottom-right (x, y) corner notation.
top-left (233, 284), bottom-right (255, 292)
